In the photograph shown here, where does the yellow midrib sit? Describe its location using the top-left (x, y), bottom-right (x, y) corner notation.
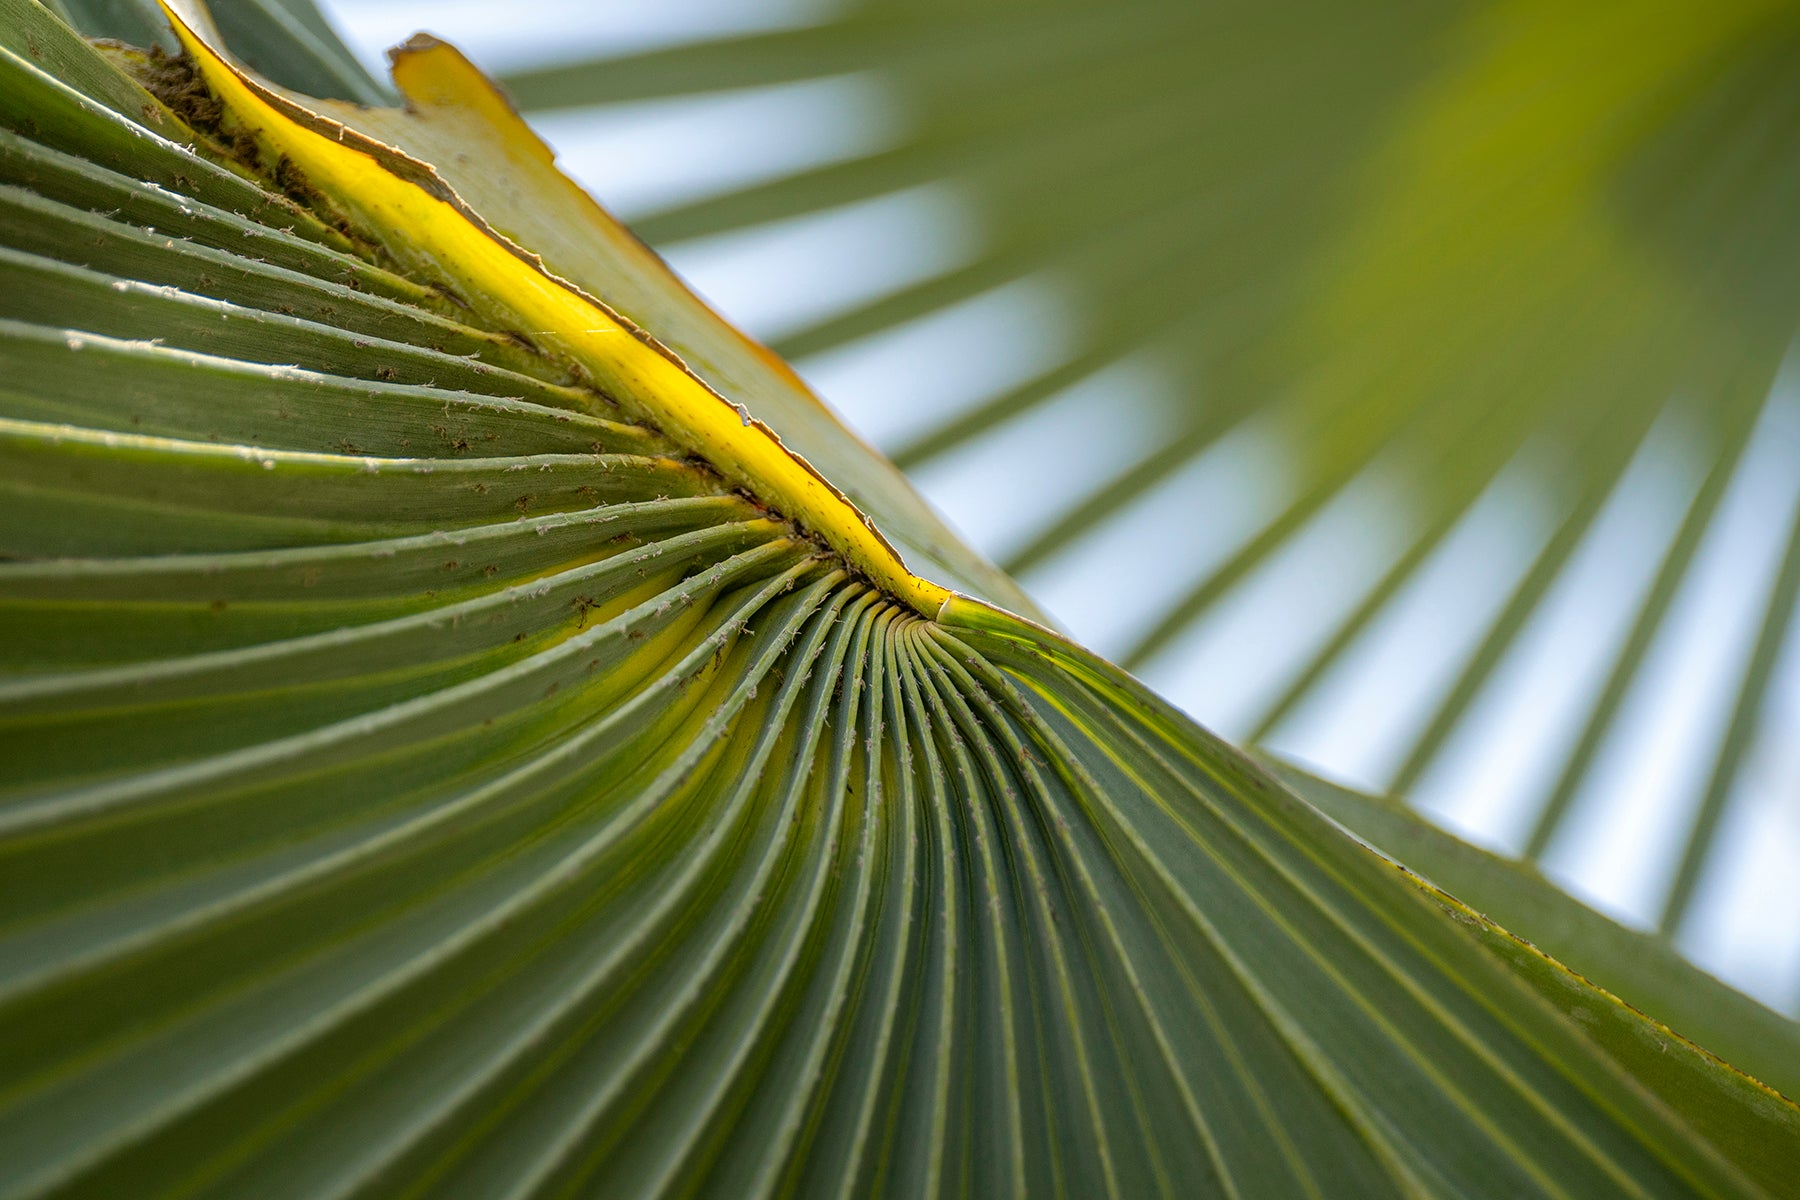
top-left (159, 0), bottom-right (951, 618)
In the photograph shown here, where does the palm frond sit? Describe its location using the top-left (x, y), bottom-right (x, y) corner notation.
top-left (483, 0), bottom-right (1800, 956)
top-left (0, 1), bottom-right (1795, 1194)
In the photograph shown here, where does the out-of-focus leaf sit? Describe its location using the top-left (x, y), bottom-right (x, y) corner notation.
top-left (53, 0), bottom-right (386, 102)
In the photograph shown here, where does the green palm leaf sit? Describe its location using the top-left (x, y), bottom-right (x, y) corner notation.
top-left (1, 1), bottom-right (1796, 1196)
top-left (485, 0), bottom-right (1800, 954)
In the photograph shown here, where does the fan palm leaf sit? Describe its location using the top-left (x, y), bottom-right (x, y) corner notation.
top-left (471, 0), bottom-right (1800, 956)
top-left (0, 0), bottom-right (1796, 1196)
